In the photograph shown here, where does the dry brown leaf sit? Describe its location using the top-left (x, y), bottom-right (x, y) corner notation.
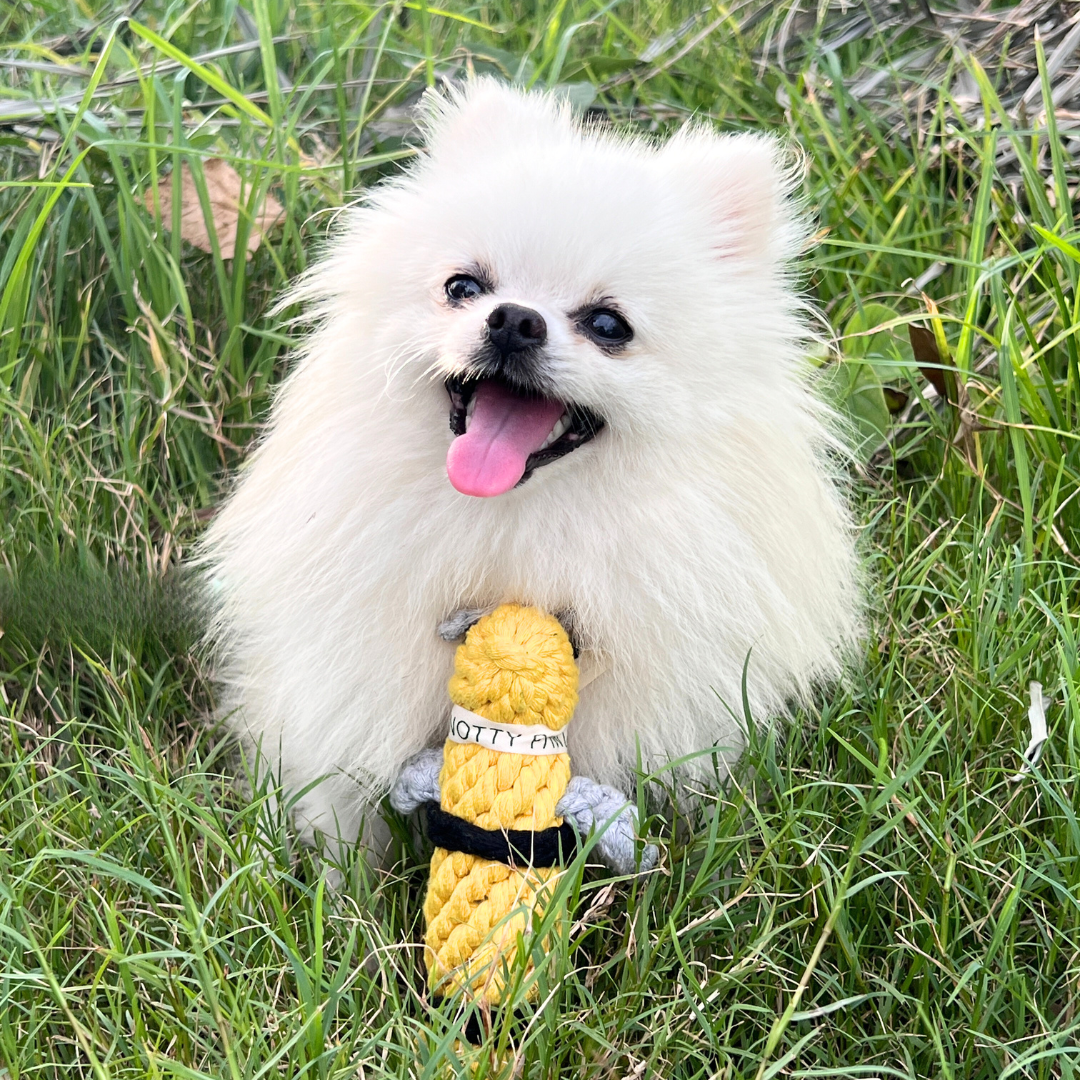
top-left (908, 318), bottom-right (988, 465)
top-left (908, 322), bottom-right (949, 399)
top-left (143, 158), bottom-right (283, 260)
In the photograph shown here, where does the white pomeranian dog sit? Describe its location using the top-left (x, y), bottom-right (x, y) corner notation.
top-left (202, 80), bottom-right (862, 855)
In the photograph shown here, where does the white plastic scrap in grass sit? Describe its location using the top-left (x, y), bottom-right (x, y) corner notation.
top-left (1010, 681), bottom-right (1050, 782)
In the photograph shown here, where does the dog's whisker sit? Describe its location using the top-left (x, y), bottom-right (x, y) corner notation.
top-left (370, 335), bottom-right (432, 402)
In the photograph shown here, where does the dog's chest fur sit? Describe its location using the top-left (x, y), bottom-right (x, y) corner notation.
top-left (210, 384), bottom-right (856, 837)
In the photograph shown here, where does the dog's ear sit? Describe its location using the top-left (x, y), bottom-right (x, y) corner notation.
top-left (662, 130), bottom-right (800, 262)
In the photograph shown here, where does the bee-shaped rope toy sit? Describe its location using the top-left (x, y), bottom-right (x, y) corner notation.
top-left (391, 603), bottom-right (658, 1022)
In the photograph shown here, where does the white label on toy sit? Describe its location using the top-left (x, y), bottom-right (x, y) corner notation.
top-left (448, 704), bottom-right (569, 755)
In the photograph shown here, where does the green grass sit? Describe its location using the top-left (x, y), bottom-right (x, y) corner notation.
top-left (2, 1), bottom-right (1080, 1076)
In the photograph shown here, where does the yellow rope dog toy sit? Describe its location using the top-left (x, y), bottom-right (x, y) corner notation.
top-left (424, 603), bottom-right (577, 1002)
top-left (390, 603), bottom-right (658, 1031)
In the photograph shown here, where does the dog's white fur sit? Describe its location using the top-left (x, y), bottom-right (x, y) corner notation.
top-left (201, 81), bottom-right (862, 849)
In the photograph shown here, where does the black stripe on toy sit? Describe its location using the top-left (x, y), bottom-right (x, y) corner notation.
top-left (462, 1006), bottom-right (529, 1045)
top-left (423, 802), bottom-right (579, 868)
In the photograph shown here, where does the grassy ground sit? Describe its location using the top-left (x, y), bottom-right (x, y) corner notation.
top-left (2, 1), bottom-right (1079, 1076)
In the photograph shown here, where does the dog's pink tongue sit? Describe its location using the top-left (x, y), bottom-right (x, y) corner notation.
top-left (447, 381), bottom-right (565, 497)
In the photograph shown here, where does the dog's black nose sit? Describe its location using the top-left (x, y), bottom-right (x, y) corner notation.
top-left (486, 304), bottom-right (547, 354)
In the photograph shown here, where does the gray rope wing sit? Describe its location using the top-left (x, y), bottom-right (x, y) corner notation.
top-left (556, 775), bottom-right (659, 875)
top-left (388, 747), bottom-right (443, 814)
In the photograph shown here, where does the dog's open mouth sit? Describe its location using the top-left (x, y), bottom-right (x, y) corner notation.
top-left (445, 376), bottom-right (604, 497)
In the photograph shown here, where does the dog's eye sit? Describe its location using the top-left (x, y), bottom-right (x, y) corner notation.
top-left (581, 308), bottom-right (633, 347)
top-left (445, 275), bottom-right (486, 303)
